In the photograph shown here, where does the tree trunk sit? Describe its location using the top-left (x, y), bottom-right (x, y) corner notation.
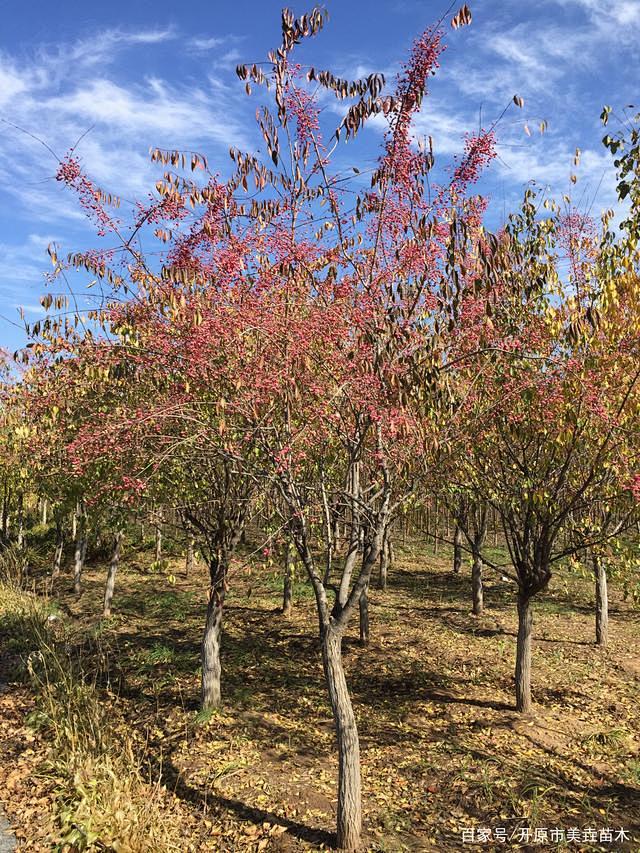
top-left (40, 498), bottom-right (48, 526)
top-left (155, 522), bottom-right (162, 562)
top-left (185, 533), bottom-right (195, 578)
top-left (321, 626), bottom-right (361, 851)
top-left (515, 593), bottom-right (533, 713)
top-left (378, 534), bottom-right (389, 590)
top-left (16, 493), bottom-right (24, 548)
top-left (471, 549), bottom-right (483, 615)
top-left (201, 560), bottom-right (225, 709)
top-left (433, 501), bottom-right (439, 556)
top-left (453, 524), bottom-right (463, 574)
top-left (594, 555), bottom-right (608, 647)
top-left (74, 526), bottom-right (87, 595)
top-left (332, 515), bottom-right (341, 551)
top-left (2, 482), bottom-right (10, 539)
top-left (282, 540), bottom-right (293, 617)
top-left (358, 583), bottom-right (369, 645)
top-left (103, 530), bottom-right (123, 617)
top-left (51, 522), bottom-right (64, 588)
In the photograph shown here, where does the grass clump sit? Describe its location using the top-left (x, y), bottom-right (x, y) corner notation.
top-left (0, 582), bottom-right (182, 852)
top-left (0, 542), bottom-right (30, 589)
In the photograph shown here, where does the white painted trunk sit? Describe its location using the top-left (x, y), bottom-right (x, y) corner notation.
top-left (594, 556), bottom-right (608, 647)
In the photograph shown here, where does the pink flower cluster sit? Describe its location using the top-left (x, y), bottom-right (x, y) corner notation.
top-left (56, 156), bottom-right (116, 236)
top-left (451, 130), bottom-right (496, 192)
top-left (285, 64), bottom-right (320, 145)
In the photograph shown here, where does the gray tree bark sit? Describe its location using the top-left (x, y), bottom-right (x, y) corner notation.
top-left (51, 521), bottom-right (64, 588)
top-left (515, 593), bottom-right (533, 713)
top-left (201, 558), bottom-right (225, 709)
top-left (378, 529), bottom-right (389, 590)
top-left (453, 524), bottom-right (463, 574)
top-left (282, 539), bottom-right (293, 617)
top-left (1, 480), bottom-right (9, 539)
top-left (358, 583), bottom-right (369, 645)
top-left (471, 547), bottom-right (483, 615)
top-left (103, 530), bottom-right (123, 617)
top-left (185, 533), bottom-right (195, 578)
top-left (73, 534), bottom-right (87, 595)
top-left (73, 505), bottom-right (87, 595)
top-left (433, 500), bottom-right (439, 556)
top-left (321, 626), bottom-right (361, 851)
top-left (154, 520), bottom-right (162, 562)
top-left (16, 494), bottom-right (24, 548)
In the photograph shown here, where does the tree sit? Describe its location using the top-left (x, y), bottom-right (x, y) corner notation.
top-left (30, 5), bottom-right (500, 847)
top-left (449, 192), bottom-right (640, 713)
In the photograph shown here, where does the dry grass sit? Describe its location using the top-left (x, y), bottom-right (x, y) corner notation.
top-left (0, 537), bottom-right (639, 851)
top-left (0, 583), bottom-right (185, 852)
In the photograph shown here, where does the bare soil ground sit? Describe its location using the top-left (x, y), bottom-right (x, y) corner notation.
top-left (0, 538), bottom-right (638, 851)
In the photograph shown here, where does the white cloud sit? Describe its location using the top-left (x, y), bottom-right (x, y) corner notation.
top-left (0, 234), bottom-right (59, 332)
top-left (412, 108), bottom-right (472, 156)
top-left (17, 304), bottom-right (46, 315)
top-left (552, 0), bottom-right (640, 27)
top-left (218, 49), bottom-right (243, 65)
top-left (62, 27), bottom-right (176, 68)
top-left (0, 62), bottom-right (28, 108)
top-left (45, 77), bottom-right (246, 147)
top-left (189, 36), bottom-right (226, 51)
top-left (453, 25), bottom-right (592, 102)
top-left (0, 233), bottom-right (59, 286)
top-left (0, 3), bottom-right (631, 335)
top-left (0, 28), bottom-right (252, 214)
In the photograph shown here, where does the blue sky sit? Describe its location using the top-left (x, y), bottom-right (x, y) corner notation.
top-left (0, 0), bottom-right (637, 350)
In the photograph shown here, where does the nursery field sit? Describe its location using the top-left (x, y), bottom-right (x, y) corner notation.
top-left (0, 537), bottom-right (638, 851)
top-left (1, 5), bottom-right (640, 852)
